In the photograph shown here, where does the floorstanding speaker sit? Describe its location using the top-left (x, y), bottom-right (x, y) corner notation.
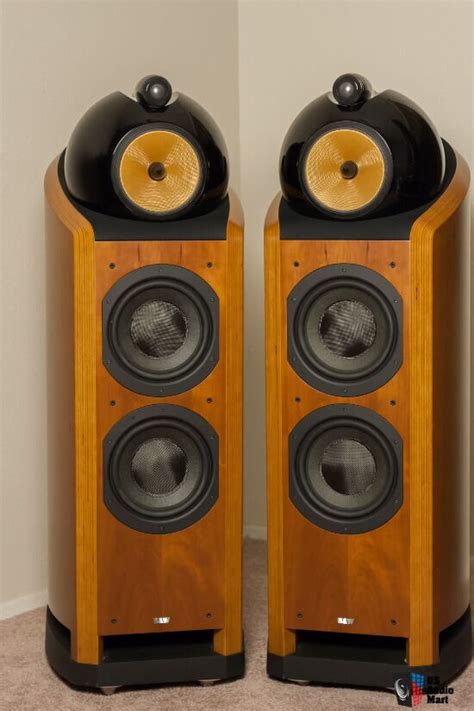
top-left (265, 74), bottom-right (471, 704)
top-left (45, 76), bottom-right (244, 693)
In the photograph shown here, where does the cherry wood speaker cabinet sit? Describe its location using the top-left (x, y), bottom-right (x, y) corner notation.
top-left (265, 74), bottom-right (471, 703)
top-left (45, 76), bottom-right (244, 693)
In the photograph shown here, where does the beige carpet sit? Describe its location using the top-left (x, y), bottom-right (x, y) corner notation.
top-left (0, 540), bottom-right (472, 710)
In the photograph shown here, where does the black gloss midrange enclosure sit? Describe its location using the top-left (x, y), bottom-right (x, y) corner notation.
top-left (280, 79), bottom-right (446, 220)
top-left (64, 87), bottom-right (229, 221)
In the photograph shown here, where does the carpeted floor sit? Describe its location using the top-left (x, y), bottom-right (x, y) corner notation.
top-left (0, 539), bottom-right (472, 710)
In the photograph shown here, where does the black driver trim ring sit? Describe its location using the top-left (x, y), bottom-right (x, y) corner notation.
top-left (103, 264), bottom-right (219, 397)
top-left (289, 404), bottom-right (403, 534)
top-left (103, 404), bottom-right (218, 534)
top-left (287, 264), bottom-right (403, 396)
top-left (299, 120), bottom-right (394, 219)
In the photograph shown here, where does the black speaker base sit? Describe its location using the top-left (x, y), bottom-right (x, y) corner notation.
top-left (267, 607), bottom-right (471, 695)
top-left (46, 607), bottom-right (244, 691)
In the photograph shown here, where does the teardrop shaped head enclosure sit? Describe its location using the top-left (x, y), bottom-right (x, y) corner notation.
top-left (280, 75), bottom-right (445, 220)
top-left (64, 76), bottom-right (229, 220)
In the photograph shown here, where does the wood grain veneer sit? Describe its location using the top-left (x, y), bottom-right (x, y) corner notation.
top-left (46, 157), bottom-right (243, 662)
top-left (408, 152), bottom-right (470, 665)
top-left (45, 157), bottom-right (100, 664)
top-left (268, 233), bottom-right (410, 641)
top-left (265, 195), bottom-right (296, 656)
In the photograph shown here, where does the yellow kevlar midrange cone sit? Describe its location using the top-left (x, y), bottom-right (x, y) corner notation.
top-left (117, 129), bottom-right (203, 217)
top-left (303, 127), bottom-right (389, 215)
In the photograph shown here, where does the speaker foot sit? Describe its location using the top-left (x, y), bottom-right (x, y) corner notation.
top-left (45, 608), bottom-right (244, 691)
top-left (199, 679), bottom-right (219, 687)
top-left (100, 686), bottom-right (120, 696)
top-left (267, 606), bottom-right (471, 692)
top-left (289, 679), bottom-right (311, 686)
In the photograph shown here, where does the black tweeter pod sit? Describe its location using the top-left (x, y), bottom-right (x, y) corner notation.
top-left (332, 73), bottom-right (371, 106)
top-left (135, 75), bottom-right (172, 110)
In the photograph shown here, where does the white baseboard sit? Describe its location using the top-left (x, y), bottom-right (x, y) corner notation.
top-left (0, 589), bottom-right (48, 621)
top-left (244, 524), bottom-right (267, 540)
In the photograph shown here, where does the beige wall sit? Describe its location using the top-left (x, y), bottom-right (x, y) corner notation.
top-left (238, 0), bottom-right (473, 530)
top-left (0, 0), bottom-right (240, 612)
top-left (1, 0), bottom-right (472, 611)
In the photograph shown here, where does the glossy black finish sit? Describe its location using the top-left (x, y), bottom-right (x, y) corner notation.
top-left (46, 607), bottom-right (245, 690)
top-left (280, 82), bottom-right (445, 219)
top-left (267, 607), bottom-right (471, 697)
top-left (64, 88), bottom-right (228, 220)
top-left (59, 150), bottom-right (231, 240)
top-left (278, 141), bottom-right (456, 240)
top-left (332, 73), bottom-right (372, 106)
top-left (135, 75), bottom-right (172, 109)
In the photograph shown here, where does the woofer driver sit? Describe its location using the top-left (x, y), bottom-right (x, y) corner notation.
top-left (289, 404), bottom-right (403, 534)
top-left (104, 404), bottom-right (218, 534)
top-left (287, 264), bottom-right (402, 396)
top-left (103, 264), bottom-right (219, 397)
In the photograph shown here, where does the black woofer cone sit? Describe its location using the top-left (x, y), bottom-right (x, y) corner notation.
top-left (104, 405), bottom-right (218, 534)
top-left (320, 438), bottom-right (376, 496)
top-left (288, 264), bottom-right (402, 396)
top-left (289, 405), bottom-right (402, 534)
top-left (131, 438), bottom-right (188, 497)
top-left (319, 299), bottom-right (376, 358)
top-left (130, 300), bottom-right (188, 359)
top-left (103, 265), bottom-right (219, 396)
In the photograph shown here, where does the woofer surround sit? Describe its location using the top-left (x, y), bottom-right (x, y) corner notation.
top-left (287, 264), bottom-right (402, 396)
top-left (104, 404), bottom-right (218, 534)
top-left (289, 404), bottom-right (403, 534)
top-left (103, 264), bottom-right (219, 396)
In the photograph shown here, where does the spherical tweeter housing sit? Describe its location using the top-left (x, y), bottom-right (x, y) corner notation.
top-left (64, 76), bottom-right (228, 220)
top-left (332, 73), bottom-right (370, 107)
top-left (135, 75), bottom-right (172, 109)
top-left (280, 74), bottom-right (445, 219)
